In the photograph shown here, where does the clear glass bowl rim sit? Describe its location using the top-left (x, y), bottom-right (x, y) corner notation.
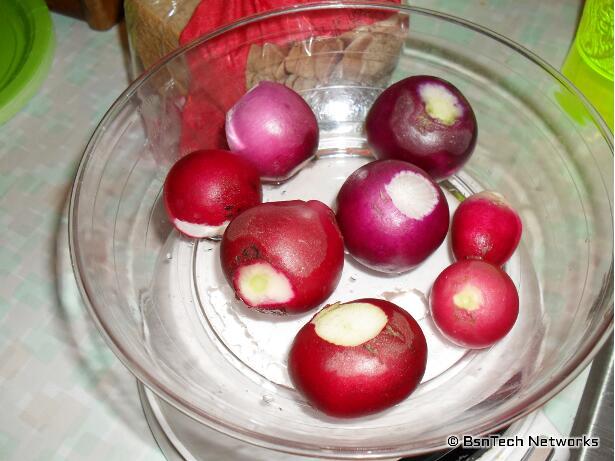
top-left (68, 1), bottom-right (614, 457)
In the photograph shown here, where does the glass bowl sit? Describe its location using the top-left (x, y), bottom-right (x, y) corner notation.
top-left (69, 2), bottom-right (613, 458)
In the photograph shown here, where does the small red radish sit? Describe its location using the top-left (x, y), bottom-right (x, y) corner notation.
top-left (220, 200), bottom-right (344, 314)
top-left (289, 298), bottom-right (427, 418)
top-left (451, 191), bottom-right (522, 265)
top-left (163, 149), bottom-right (262, 238)
top-left (335, 159), bottom-right (449, 273)
top-left (430, 260), bottom-right (519, 349)
top-left (366, 75), bottom-right (477, 180)
top-left (225, 81), bottom-right (319, 182)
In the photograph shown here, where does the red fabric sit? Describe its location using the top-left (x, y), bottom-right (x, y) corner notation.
top-left (178, 0), bottom-right (401, 156)
top-left (179, 0), bottom-right (401, 48)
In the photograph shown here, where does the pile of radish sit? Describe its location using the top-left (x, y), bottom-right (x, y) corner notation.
top-left (162, 77), bottom-right (522, 418)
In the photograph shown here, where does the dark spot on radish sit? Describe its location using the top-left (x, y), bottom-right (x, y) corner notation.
top-left (241, 245), bottom-right (260, 259)
top-left (384, 324), bottom-right (403, 340)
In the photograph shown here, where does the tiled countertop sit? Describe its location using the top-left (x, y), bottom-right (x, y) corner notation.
top-left (0, 1), bottom-right (595, 460)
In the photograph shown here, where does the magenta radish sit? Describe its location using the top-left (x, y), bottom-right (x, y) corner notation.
top-left (289, 298), bottom-right (427, 418)
top-left (225, 81), bottom-right (319, 182)
top-left (430, 260), bottom-right (519, 349)
top-left (366, 75), bottom-right (477, 180)
top-left (220, 200), bottom-right (344, 314)
top-left (451, 191), bottom-right (522, 265)
top-left (335, 159), bottom-right (449, 273)
top-left (163, 149), bottom-right (262, 238)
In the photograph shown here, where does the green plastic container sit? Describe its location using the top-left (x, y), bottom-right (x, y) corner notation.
top-left (0, 0), bottom-right (55, 125)
top-left (562, 0), bottom-right (614, 130)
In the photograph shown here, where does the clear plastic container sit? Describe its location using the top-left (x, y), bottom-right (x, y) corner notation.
top-left (69, 2), bottom-right (613, 458)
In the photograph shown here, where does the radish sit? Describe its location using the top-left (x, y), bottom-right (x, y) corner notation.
top-left (289, 298), bottom-right (427, 418)
top-left (429, 260), bottom-right (519, 349)
top-left (225, 81), bottom-right (319, 182)
top-left (220, 200), bottom-right (344, 314)
top-left (163, 149), bottom-right (262, 238)
top-left (335, 159), bottom-right (449, 273)
top-left (366, 75), bottom-right (477, 180)
top-left (451, 191), bottom-right (522, 265)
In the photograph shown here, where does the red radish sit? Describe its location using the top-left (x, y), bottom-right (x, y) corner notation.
top-left (225, 81), bottom-right (319, 182)
top-left (366, 75), bottom-right (477, 180)
top-left (163, 149), bottom-right (262, 238)
top-left (220, 200), bottom-right (344, 314)
top-left (289, 298), bottom-right (427, 418)
top-left (335, 159), bottom-right (449, 273)
top-left (430, 260), bottom-right (519, 349)
top-left (451, 191), bottom-right (522, 265)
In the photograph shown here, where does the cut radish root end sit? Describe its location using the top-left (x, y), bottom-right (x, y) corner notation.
top-left (452, 285), bottom-right (483, 311)
top-left (419, 83), bottom-right (462, 125)
top-left (173, 219), bottom-right (229, 239)
top-left (385, 171), bottom-right (438, 219)
top-left (312, 302), bottom-right (388, 346)
top-left (235, 262), bottom-right (294, 306)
